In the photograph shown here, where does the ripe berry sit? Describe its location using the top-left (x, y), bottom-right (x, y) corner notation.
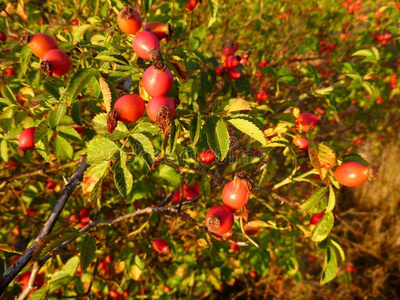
top-left (172, 190), bottom-right (181, 204)
top-left (143, 64), bottom-right (173, 97)
top-left (0, 32), bottom-right (6, 42)
top-left (333, 161), bottom-right (369, 187)
top-left (222, 173), bottom-right (251, 210)
top-left (46, 181), bottom-right (57, 190)
top-left (132, 31), bottom-right (160, 60)
top-left (146, 96), bottom-right (175, 123)
top-left (69, 214), bottom-right (79, 223)
top-left (296, 112), bottom-right (320, 132)
top-left (292, 135), bottom-right (309, 151)
top-left (221, 45), bottom-right (234, 61)
top-left (24, 33), bottom-right (58, 58)
top-left (226, 68), bottom-right (241, 79)
top-left (41, 49), bottom-right (71, 77)
top-left (205, 205), bottom-right (234, 235)
top-left (79, 207), bottom-right (91, 218)
top-left (109, 290), bottom-right (120, 299)
top-left (117, 6), bottom-right (142, 35)
top-left (8, 161), bottom-right (18, 169)
top-left (199, 149), bottom-right (215, 164)
top-left (223, 55), bottom-right (239, 69)
top-left (5, 68), bottom-right (15, 76)
top-left (143, 22), bottom-right (173, 40)
top-left (215, 66), bottom-right (225, 76)
top-left (186, 0), bottom-right (197, 11)
top-left (71, 18), bottom-right (79, 25)
top-left (230, 243), bottom-right (240, 252)
top-left (114, 94), bottom-right (145, 123)
top-left (152, 239), bottom-right (170, 254)
top-left (18, 127), bottom-right (36, 150)
top-left (26, 208), bottom-right (35, 216)
top-left (256, 89), bottom-right (268, 102)
top-left (310, 211), bottom-right (325, 225)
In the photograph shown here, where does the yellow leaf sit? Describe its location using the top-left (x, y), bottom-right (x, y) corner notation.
top-left (99, 77), bottom-right (112, 113)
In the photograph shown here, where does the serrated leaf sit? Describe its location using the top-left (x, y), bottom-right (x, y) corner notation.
top-left (71, 102), bottom-right (82, 125)
top-left (72, 24), bottom-right (93, 43)
top-left (87, 136), bottom-right (119, 164)
top-left (0, 243), bottom-right (22, 254)
top-left (130, 134), bottom-right (155, 169)
top-left (223, 98), bottom-right (251, 112)
top-left (168, 119), bottom-right (180, 156)
top-left (169, 58), bottom-right (188, 82)
top-left (179, 77), bottom-right (199, 104)
top-left (326, 186), bottom-right (336, 213)
top-left (112, 151), bottom-right (133, 198)
top-left (1, 86), bottom-right (17, 104)
top-left (200, 176), bottom-right (210, 196)
top-left (80, 235), bottom-right (97, 273)
top-left (309, 141), bottom-right (337, 180)
top-left (28, 288), bottom-right (47, 300)
top-left (312, 211), bottom-right (334, 242)
top-left (330, 238), bottom-right (345, 261)
top-left (56, 125), bottom-right (82, 142)
top-left (54, 135), bottom-right (73, 160)
top-left (33, 228), bottom-right (80, 261)
top-left (20, 45), bottom-right (32, 75)
top-left (48, 103), bottom-right (67, 129)
top-left (63, 68), bottom-right (98, 103)
top-left (99, 77), bottom-right (112, 113)
top-left (228, 118), bottom-right (267, 146)
top-left (34, 122), bottom-right (50, 161)
top-left (49, 270), bottom-right (71, 293)
top-left (340, 153), bottom-right (369, 165)
top-left (135, 122), bottom-right (160, 136)
top-left (92, 113), bottom-right (129, 140)
top-left (95, 50), bottom-right (129, 65)
top-left (300, 187), bottom-right (328, 212)
top-left (205, 116), bottom-right (229, 160)
top-left (64, 256), bottom-right (80, 276)
top-left (82, 161), bottom-right (109, 206)
top-left (257, 160), bottom-right (276, 187)
top-left (189, 112), bottom-right (201, 145)
top-left (320, 245), bottom-right (338, 285)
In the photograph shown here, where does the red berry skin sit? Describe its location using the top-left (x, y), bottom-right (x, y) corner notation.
top-left (221, 46), bottom-right (234, 61)
top-left (5, 68), bottom-right (15, 76)
top-left (199, 149), bottom-right (215, 164)
top-left (143, 22), bottom-right (170, 40)
top-left (296, 112), bottom-right (320, 132)
top-left (117, 7), bottom-right (142, 35)
top-left (26, 208), bottom-right (35, 216)
top-left (71, 18), bottom-right (79, 25)
top-left (152, 239), bottom-right (170, 254)
top-left (205, 205), bottom-right (234, 235)
top-left (223, 55), bottom-right (239, 69)
top-left (18, 127), bottom-right (36, 150)
top-left (132, 31), bottom-right (159, 60)
top-left (146, 96), bottom-right (175, 122)
top-left (46, 181), bottom-right (57, 190)
top-left (184, 188), bottom-right (198, 200)
top-left (109, 290), bottom-right (120, 299)
top-left (172, 190), bottom-right (181, 204)
top-left (216, 66), bottom-right (225, 76)
top-left (222, 180), bottom-right (250, 210)
top-left (256, 89), bottom-right (268, 102)
top-left (292, 135), bottom-right (309, 151)
top-left (27, 33), bottom-right (58, 58)
top-left (226, 68), bottom-right (241, 79)
top-left (42, 49), bottom-right (71, 77)
top-left (333, 162), bottom-right (369, 187)
top-left (143, 66), bottom-right (173, 97)
top-left (0, 32), bottom-right (6, 42)
top-left (79, 207), bottom-right (91, 218)
top-left (69, 214), bottom-right (79, 223)
top-left (114, 94), bottom-right (145, 123)
top-left (186, 0), bottom-right (197, 11)
top-left (310, 211), bottom-right (325, 225)
top-left (230, 243), bottom-right (240, 252)
top-left (192, 183), bottom-right (200, 194)
top-left (8, 161), bottom-right (18, 169)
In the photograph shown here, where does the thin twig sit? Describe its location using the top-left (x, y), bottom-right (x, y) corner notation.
top-left (16, 262), bottom-right (39, 300)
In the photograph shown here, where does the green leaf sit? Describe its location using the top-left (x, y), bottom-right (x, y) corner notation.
top-left (352, 49), bottom-right (373, 57)
top-left (300, 187), bottom-right (328, 212)
top-left (326, 186), bottom-right (336, 213)
top-left (82, 161), bottom-right (109, 206)
top-left (87, 136), bottom-right (119, 164)
top-left (48, 103), bottom-right (67, 129)
top-left (0, 139), bottom-right (8, 162)
top-left (200, 176), bottom-right (210, 197)
top-left (189, 26), bottom-right (207, 51)
top-left (340, 153), bottom-right (369, 165)
top-left (257, 160), bottom-right (276, 187)
top-left (64, 256), bottom-right (80, 276)
top-left (1, 86), bottom-right (17, 104)
top-left (72, 24), bottom-right (93, 43)
top-left (205, 116), bottom-right (229, 160)
top-left (308, 141), bottom-right (337, 180)
top-left (49, 270), bottom-right (71, 293)
top-left (28, 288), bottom-right (47, 300)
top-left (54, 135), bottom-right (73, 160)
top-left (189, 112), bottom-right (201, 145)
top-left (34, 122), bottom-right (50, 161)
top-left (362, 81), bottom-right (374, 95)
top-left (112, 151), bottom-right (133, 198)
top-left (92, 113), bottom-right (129, 140)
top-left (95, 50), bottom-right (129, 65)
top-left (227, 118), bottom-right (267, 146)
top-left (63, 68), bottom-right (99, 103)
top-left (56, 125), bottom-right (82, 142)
top-left (135, 122), bottom-right (160, 136)
top-left (179, 77), bottom-right (199, 104)
top-left (80, 235), bottom-right (97, 273)
top-left (168, 119), bottom-right (181, 156)
top-left (320, 245), bottom-right (338, 285)
top-left (130, 133), bottom-right (155, 169)
top-left (221, 98), bottom-right (251, 113)
top-left (330, 238), bottom-right (345, 262)
top-left (312, 211), bottom-right (334, 242)
top-left (20, 45), bottom-right (32, 75)
top-left (314, 86), bottom-right (334, 96)
top-left (71, 102), bottom-right (82, 125)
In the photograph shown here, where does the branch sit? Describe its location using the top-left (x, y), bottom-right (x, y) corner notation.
top-left (0, 155), bottom-right (87, 296)
top-left (16, 262), bottom-right (39, 300)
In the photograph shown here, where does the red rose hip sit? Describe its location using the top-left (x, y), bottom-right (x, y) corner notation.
top-left (114, 94), bottom-right (145, 123)
top-left (117, 6), bottom-right (142, 35)
top-left (146, 96), bottom-right (175, 123)
top-left (23, 33), bottom-right (58, 58)
top-left (41, 49), bottom-right (71, 77)
top-left (152, 239), bottom-right (170, 254)
top-left (199, 149), bottom-right (215, 164)
top-left (222, 172), bottom-right (252, 210)
top-left (205, 205), bottom-right (234, 235)
top-left (333, 161), bottom-right (369, 187)
top-left (18, 127), bottom-right (36, 150)
top-left (132, 31), bottom-right (160, 60)
top-left (296, 112), bottom-right (320, 132)
top-left (143, 64), bottom-right (173, 97)
top-left (310, 211), bottom-right (325, 225)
